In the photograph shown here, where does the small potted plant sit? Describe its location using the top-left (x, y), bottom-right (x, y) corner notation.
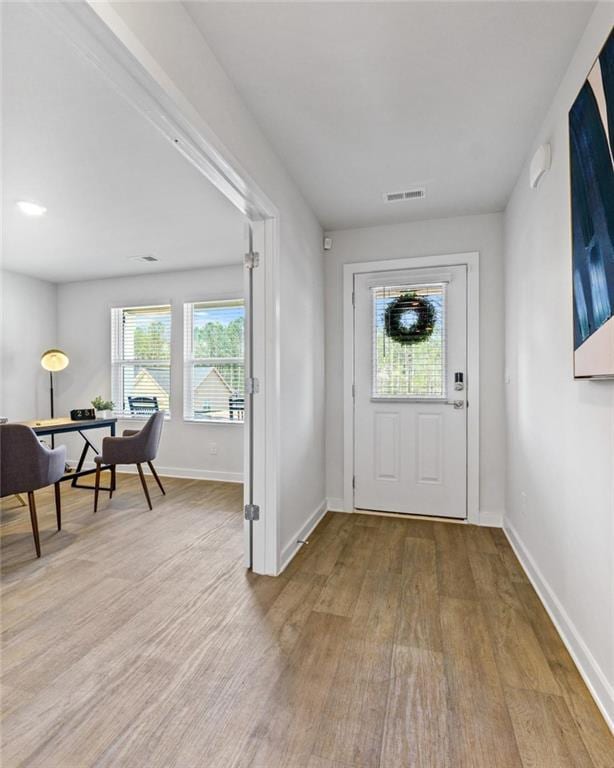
top-left (91, 396), bottom-right (114, 419)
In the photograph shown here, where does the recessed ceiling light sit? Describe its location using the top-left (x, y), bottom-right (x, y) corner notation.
top-left (17, 200), bottom-right (47, 216)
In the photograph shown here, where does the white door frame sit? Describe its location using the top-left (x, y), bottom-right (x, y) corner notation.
top-left (32, 0), bottom-right (281, 574)
top-left (343, 252), bottom-right (480, 525)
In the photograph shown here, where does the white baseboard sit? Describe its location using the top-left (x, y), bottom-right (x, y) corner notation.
top-left (278, 499), bottom-right (328, 574)
top-left (69, 459), bottom-right (243, 484)
top-left (326, 500), bottom-right (502, 525)
top-left (478, 509), bottom-right (503, 527)
top-left (504, 519), bottom-right (614, 732)
top-left (147, 466), bottom-right (243, 483)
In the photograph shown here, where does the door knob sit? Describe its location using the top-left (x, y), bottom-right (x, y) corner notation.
top-left (446, 400), bottom-right (465, 409)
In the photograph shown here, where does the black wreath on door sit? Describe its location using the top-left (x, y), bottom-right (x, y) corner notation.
top-left (384, 292), bottom-right (436, 345)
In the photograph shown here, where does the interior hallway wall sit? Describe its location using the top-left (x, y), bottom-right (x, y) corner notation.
top-left (324, 212), bottom-right (506, 521)
top-left (504, 4), bottom-right (614, 727)
top-left (0, 269), bottom-right (58, 422)
top-left (56, 265), bottom-right (244, 482)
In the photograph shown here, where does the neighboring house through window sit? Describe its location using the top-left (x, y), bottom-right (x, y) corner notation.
top-left (184, 299), bottom-right (245, 422)
top-left (111, 304), bottom-right (172, 417)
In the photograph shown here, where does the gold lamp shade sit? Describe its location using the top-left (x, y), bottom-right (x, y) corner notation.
top-left (40, 349), bottom-right (69, 372)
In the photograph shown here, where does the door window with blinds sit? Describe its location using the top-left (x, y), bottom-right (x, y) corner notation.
top-left (184, 299), bottom-right (245, 422)
top-left (111, 305), bottom-right (171, 417)
top-left (372, 283), bottom-right (446, 399)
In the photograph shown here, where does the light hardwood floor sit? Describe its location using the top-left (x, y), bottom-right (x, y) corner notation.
top-left (1, 476), bottom-right (612, 767)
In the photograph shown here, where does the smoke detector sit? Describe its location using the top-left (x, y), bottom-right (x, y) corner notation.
top-left (383, 187), bottom-right (426, 203)
top-left (129, 254), bottom-right (160, 263)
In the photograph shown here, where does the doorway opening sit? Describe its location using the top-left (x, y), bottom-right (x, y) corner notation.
top-left (2, 2), bottom-right (279, 572)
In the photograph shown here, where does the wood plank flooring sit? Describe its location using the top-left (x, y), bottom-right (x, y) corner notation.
top-left (1, 477), bottom-right (612, 767)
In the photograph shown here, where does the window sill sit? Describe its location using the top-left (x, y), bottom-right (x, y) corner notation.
top-left (115, 413), bottom-right (172, 422)
top-left (183, 418), bottom-right (244, 426)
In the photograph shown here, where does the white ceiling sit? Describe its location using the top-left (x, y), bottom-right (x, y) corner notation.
top-left (2, 3), bottom-right (246, 284)
top-left (186, 1), bottom-right (595, 231)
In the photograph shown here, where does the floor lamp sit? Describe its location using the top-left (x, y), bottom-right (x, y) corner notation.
top-left (40, 349), bottom-right (69, 446)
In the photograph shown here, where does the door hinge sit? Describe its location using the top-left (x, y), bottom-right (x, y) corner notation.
top-left (352, 383), bottom-right (355, 398)
top-left (244, 503), bottom-right (260, 521)
top-left (246, 377), bottom-right (260, 394)
top-left (244, 251), bottom-right (260, 269)
top-left (352, 476), bottom-right (356, 490)
top-left (352, 291), bottom-right (355, 306)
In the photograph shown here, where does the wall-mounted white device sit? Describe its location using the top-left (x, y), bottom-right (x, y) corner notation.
top-left (323, 237), bottom-right (333, 251)
top-left (529, 143), bottom-right (551, 189)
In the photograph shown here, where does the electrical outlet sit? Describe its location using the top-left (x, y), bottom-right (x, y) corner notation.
top-left (520, 491), bottom-right (528, 514)
top-left (210, 442), bottom-right (218, 455)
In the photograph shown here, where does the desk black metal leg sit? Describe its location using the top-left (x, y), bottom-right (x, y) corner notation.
top-left (94, 464), bottom-right (101, 513)
top-left (71, 431), bottom-right (101, 488)
top-left (71, 440), bottom-right (90, 487)
top-left (109, 426), bottom-right (116, 496)
top-left (78, 431), bottom-right (100, 454)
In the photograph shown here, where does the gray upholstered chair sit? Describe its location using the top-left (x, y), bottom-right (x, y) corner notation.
top-left (94, 411), bottom-right (165, 512)
top-left (0, 424), bottom-right (66, 557)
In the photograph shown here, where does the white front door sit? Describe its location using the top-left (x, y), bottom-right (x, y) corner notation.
top-left (353, 266), bottom-right (467, 519)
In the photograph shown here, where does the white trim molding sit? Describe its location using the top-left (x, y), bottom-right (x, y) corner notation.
top-left (326, 497), bottom-right (347, 513)
top-left (136, 466), bottom-right (242, 484)
top-left (478, 510), bottom-right (504, 527)
top-left (505, 520), bottom-right (614, 731)
top-left (69, 460), bottom-right (243, 485)
top-left (342, 252), bottom-right (480, 524)
top-left (279, 499), bottom-right (328, 574)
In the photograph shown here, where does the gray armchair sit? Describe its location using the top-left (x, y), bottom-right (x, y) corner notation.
top-left (0, 424), bottom-right (66, 557)
top-left (94, 411), bottom-right (165, 512)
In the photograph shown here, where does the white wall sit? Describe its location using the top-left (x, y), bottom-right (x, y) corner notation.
top-left (55, 265), bottom-right (244, 481)
top-left (104, 2), bottom-right (325, 570)
top-left (324, 213), bottom-right (506, 519)
top-left (504, 4), bottom-right (614, 726)
top-left (0, 269), bottom-right (58, 421)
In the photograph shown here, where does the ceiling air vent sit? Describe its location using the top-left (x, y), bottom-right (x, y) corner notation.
top-left (384, 187), bottom-right (426, 203)
top-left (129, 254), bottom-right (159, 263)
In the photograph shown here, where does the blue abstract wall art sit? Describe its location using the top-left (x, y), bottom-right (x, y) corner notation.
top-left (569, 29), bottom-right (614, 378)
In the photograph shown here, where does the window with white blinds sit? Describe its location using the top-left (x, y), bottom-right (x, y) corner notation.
top-left (111, 305), bottom-right (172, 417)
top-left (184, 299), bottom-right (245, 423)
top-left (372, 284), bottom-right (447, 399)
